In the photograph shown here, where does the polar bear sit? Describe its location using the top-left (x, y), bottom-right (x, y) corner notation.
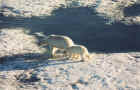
top-left (40, 34), bottom-right (74, 58)
top-left (64, 45), bottom-right (92, 61)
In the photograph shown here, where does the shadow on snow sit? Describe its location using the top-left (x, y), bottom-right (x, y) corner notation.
top-left (0, 5), bottom-right (139, 71)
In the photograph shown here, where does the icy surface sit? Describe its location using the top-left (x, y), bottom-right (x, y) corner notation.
top-left (0, 0), bottom-right (140, 89)
top-left (0, 52), bottom-right (140, 90)
top-left (0, 29), bottom-right (139, 89)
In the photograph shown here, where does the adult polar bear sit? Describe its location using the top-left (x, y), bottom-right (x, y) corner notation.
top-left (40, 34), bottom-right (75, 58)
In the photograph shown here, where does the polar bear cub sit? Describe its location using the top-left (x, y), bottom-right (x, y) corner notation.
top-left (40, 34), bottom-right (74, 57)
top-left (64, 45), bottom-right (92, 61)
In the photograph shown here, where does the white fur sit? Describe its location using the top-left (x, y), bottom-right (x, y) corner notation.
top-left (65, 45), bottom-right (91, 61)
top-left (41, 34), bottom-right (74, 57)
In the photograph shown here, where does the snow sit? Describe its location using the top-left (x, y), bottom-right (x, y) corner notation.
top-left (0, 47), bottom-right (140, 89)
top-left (0, 0), bottom-right (140, 89)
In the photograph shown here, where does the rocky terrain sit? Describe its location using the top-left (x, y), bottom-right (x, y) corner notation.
top-left (0, 0), bottom-right (140, 90)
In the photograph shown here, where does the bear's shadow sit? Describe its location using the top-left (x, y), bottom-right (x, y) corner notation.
top-left (0, 52), bottom-right (82, 71)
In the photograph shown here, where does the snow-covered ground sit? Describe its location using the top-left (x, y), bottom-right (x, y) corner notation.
top-left (0, 0), bottom-right (97, 17)
top-left (0, 29), bottom-right (139, 90)
top-left (0, 0), bottom-right (140, 90)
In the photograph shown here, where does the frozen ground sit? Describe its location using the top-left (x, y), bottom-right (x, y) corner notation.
top-left (0, 26), bottom-right (140, 90)
top-left (0, 0), bottom-right (140, 90)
